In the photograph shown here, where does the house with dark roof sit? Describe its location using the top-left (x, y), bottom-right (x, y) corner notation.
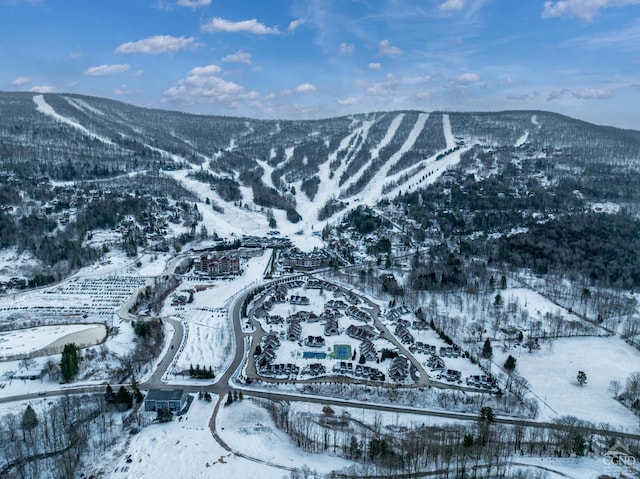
top-left (346, 324), bottom-right (377, 341)
top-left (427, 355), bottom-right (446, 371)
top-left (287, 319), bottom-right (302, 341)
top-left (389, 355), bottom-right (409, 381)
top-left (304, 335), bottom-right (325, 348)
top-left (360, 339), bottom-right (378, 361)
top-left (144, 389), bottom-right (188, 413)
top-left (324, 318), bottom-right (340, 336)
top-left (394, 324), bottom-right (414, 344)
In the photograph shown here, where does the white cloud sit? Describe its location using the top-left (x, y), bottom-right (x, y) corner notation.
top-left (547, 87), bottom-right (614, 100)
top-left (189, 65), bottom-right (221, 76)
top-left (379, 39), bottom-right (402, 56)
top-left (288, 19), bottom-right (305, 32)
top-left (368, 62), bottom-right (382, 70)
top-left (339, 42), bottom-right (354, 55)
top-left (84, 64), bottom-right (130, 76)
top-left (29, 85), bottom-right (55, 93)
top-left (222, 50), bottom-right (252, 65)
top-left (164, 64), bottom-right (256, 105)
top-left (338, 97), bottom-right (360, 106)
top-left (69, 52), bottom-right (82, 60)
top-left (115, 35), bottom-right (203, 54)
top-left (542, 0), bottom-right (640, 21)
top-left (202, 17), bottom-right (280, 34)
top-left (11, 76), bottom-right (31, 86)
top-left (282, 83), bottom-right (317, 96)
top-left (177, 0), bottom-right (210, 7)
top-left (359, 73), bottom-right (401, 97)
top-left (134, 70), bottom-right (144, 77)
top-left (455, 72), bottom-right (481, 84)
top-left (294, 83), bottom-right (316, 93)
top-left (440, 0), bottom-right (465, 10)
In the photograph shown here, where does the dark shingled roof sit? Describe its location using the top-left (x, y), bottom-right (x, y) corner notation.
top-left (146, 389), bottom-right (185, 401)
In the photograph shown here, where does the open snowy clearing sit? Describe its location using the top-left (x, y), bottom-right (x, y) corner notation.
top-left (495, 336), bottom-right (640, 429)
top-left (167, 308), bottom-right (231, 382)
top-left (0, 320), bottom-right (139, 399)
top-left (217, 398), bottom-right (356, 475)
top-left (107, 396), bottom-right (350, 479)
top-left (0, 323), bottom-right (105, 359)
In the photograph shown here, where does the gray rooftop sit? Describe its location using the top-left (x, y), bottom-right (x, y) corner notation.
top-left (146, 389), bottom-right (185, 401)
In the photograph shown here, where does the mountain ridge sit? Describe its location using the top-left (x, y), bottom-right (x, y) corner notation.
top-left (2, 91), bottom-right (640, 226)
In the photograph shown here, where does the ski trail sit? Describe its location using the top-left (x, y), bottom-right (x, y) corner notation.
top-left (33, 94), bottom-right (115, 146)
top-left (64, 96), bottom-right (104, 116)
top-left (360, 113), bottom-right (429, 204)
top-left (443, 113), bottom-right (455, 150)
top-left (256, 159), bottom-right (277, 190)
top-left (332, 119), bottom-right (374, 187)
top-left (385, 144), bottom-right (473, 198)
top-left (515, 132), bottom-right (529, 147)
top-left (298, 118), bottom-right (369, 224)
top-left (340, 113), bottom-right (405, 193)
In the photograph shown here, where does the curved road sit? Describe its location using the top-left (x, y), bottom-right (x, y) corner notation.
top-left (4, 263), bottom-right (640, 478)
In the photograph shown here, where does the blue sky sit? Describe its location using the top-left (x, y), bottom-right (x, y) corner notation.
top-left (2, 0), bottom-right (639, 129)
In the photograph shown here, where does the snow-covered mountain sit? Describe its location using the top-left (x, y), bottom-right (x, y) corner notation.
top-left (2, 91), bottom-right (640, 224)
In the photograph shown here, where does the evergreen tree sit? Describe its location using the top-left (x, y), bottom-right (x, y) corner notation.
top-left (60, 343), bottom-right (80, 382)
top-left (157, 409), bottom-right (173, 423)
top-left (130, 376), bottom-right (143, 403)
top-left (116, 386), bottom-right (133, 410)
top-left (577, 371), bottom-right (587, 385)
top-left (105, 384), bottom-right (116, 404)
top-left (573, 434), bottom-right (586, 456)
top-left (348, 435), bottom-right (362, 459)
top-left (482, 338), bottom-right (493, 359)
top-left (21, 404), bottom-right (39, 441)
top-left (504, 355), bottom-right (517, 372)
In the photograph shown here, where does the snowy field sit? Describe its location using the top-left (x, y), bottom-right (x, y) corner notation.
top-left (217, 398), bottom-right (356, 476)
top-left (162, 253), bottom-right (272, 383)
top-left (166, 307), bottom-right (231, 382)
top-left (495, 336), bottom-right (640, 429)
top-left (166, 169), bottom-right (324, 252)
top-left (0, 320), bottom-right (139, 399)
top-left (106, 396), bottom-right (352, 479)
top-left (0, 323), bottom-right (105, 359)
top-left (0, 247), bottom-right (40, 282)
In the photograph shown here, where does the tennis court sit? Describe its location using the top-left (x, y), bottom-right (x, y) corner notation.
top-left (331, 344), bottom-right (352, 360)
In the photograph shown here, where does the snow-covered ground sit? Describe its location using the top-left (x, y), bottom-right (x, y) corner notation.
top-left (0, 320), bottom-right (139, 398)
top-left (0, 323), bottom-right (105, 359)
top-left (161, 252), bottom-right (272, 383)
top-left (106, 396), bottom-right (355, 479)
top-left (495, 336), bottom-right (640, 429)
top-left (217, 398), bottom-right (356, 475)
top-left (0, 247), bottom-right (40, 282)
top-left (33, 94), bottom-right (116, 146)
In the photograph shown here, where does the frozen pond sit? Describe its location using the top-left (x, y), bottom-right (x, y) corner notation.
top-left (0, 324), bottom-right (107, 359)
